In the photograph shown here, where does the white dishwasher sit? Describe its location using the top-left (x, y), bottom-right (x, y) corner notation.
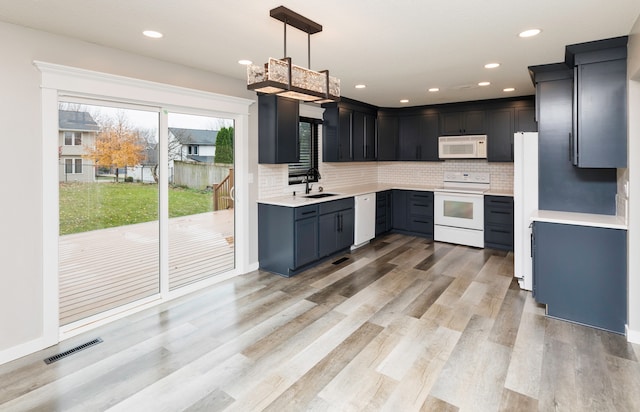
top-left (353, 193), bottom-right (376, 249)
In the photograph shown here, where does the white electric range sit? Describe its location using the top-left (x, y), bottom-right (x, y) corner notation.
top-left (433, 172), bottom-right (490, 248)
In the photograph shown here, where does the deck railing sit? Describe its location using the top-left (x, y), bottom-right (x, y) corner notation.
top-left (214, 168), bottom-right (234, 210)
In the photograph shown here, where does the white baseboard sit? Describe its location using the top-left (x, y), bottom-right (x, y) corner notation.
top-left (626, 325), bottom-right (640, 344)
top-left (0, 337), bottom-right (48, 366)
top-left (246, 261), bottom-right (259, 272)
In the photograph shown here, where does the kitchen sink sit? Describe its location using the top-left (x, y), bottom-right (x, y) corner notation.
top-left (304, 193), bottom-right (338, 199)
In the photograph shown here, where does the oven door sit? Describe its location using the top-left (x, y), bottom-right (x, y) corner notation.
top-left (434, 192), bottom-right (484, 230)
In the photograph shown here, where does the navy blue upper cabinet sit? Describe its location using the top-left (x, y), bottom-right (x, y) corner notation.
top-left (352, 111), bottom-right (376, 161)
top-left (486, 108), bottom-right (515, 162)
top-left (529, 63), bottom-right (617, 215)
top-left (376, 112), bottom-right (399, 161)
top-left (486, 99), bottom-right (536, 162)
top-left (322, 98), bottom-right (377, 162)
top-left (258, 94), bottom-right (300, 164)
top-left (397, 111), bottom-right (439, 161)
top-left (328, 96), bottom-right (534, 162)
top-left (440, 110), bottom-right (486, 135)
top-left (566, 36), bottom-right (628, 168)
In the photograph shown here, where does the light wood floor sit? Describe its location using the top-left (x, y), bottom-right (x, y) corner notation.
top-left (59, 210), bottom-right (234, 325)
top-left (2, 233), bottom-right (639, 411)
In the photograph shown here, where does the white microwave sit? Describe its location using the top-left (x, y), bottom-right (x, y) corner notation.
top-left (438, 135), bottom-right (487, 159)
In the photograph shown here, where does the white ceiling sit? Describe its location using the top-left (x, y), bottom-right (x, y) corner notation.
top-left (0, 0), bottom-right (639, 107)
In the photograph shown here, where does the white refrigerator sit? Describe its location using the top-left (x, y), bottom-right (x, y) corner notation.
top-left (513, 132), bottom-right (538, 291)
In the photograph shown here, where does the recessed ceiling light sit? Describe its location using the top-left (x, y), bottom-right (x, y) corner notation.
top-left (355, 84), bottom-right (366, 89)
top-left (400, 99), bottom-right (409, 103)
top-left (503, 87), bottom-right (516, 92)
top-left (238, 59), bottom-right (252, 65)
top-left (484, 63), bottom-right (500, 69)
top-left (519, 28), bottom-right (541, 38)
top-left (428, 88), bottom-right (439, 92)
top-left (143, 30), bottom-right (163, 39)
top-left (478, 81), bottom-right (491, 87)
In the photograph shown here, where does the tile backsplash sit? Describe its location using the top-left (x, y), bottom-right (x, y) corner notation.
top-left (259, 160), bottom-right (514, 199)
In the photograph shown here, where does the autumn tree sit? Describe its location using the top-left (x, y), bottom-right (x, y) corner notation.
top-left (85, 111), bottom-right (145, 182)
top-left (214, 126), bottom-right (234, 164)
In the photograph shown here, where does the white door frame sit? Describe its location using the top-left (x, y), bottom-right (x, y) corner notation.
top-left (36, 61), bottom-right (253, 344)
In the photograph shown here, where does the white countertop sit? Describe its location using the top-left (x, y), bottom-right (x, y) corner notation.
top-left (530, 209), bottom-right (627, 230)
top-left (258, 183), bottom-right (513, 207)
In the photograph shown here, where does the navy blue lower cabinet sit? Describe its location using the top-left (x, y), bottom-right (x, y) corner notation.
top-left (318, 198), bottom-right (355, 258)
top-left (258, 203), bottom-right (318, 277)
top-left (532, 221), bottom-right (627, 334)
top-left (258, 198), bottom-right (354, 277)
top-left (375, 191), bottom-right (393, 236)
top-left (295, 216), bottom-right (319, 268)
top-left (484, 195), bottom-right (514, 251)
top-left (391, 190), bottom-right (434, 238)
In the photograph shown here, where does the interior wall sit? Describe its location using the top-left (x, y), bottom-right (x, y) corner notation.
top-left (0, 21), bottom-right (259, 360)
top-left (627, 15), bottom-right (640, 342)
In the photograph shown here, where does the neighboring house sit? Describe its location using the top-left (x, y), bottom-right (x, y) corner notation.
top-left (58, 110), bottom-right (99, 182)
top-left (168, 127), bottom-right (217, 163)
top-left (127, 143), bottom-right (159, 183)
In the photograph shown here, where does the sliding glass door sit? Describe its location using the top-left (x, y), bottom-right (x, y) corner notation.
top-left (57, 101), bottom-right (237, 326)
top-left (166, 112), bottom-right (235, 290)
top-left (58, 101), bottom-right (160, 325)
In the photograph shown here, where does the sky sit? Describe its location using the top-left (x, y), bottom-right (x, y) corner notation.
top-left (59, 101), bottom-right (234, 143)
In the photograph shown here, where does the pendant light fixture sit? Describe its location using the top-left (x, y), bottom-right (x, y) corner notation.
top-left (246, 6), bottom-right (340, 103)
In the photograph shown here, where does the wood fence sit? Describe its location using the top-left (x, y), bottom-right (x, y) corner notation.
top-left (173, 160), bottom-right (233, 189)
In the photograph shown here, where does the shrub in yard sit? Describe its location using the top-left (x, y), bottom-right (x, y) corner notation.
top-left (124, 176), bottom-right (134, 182)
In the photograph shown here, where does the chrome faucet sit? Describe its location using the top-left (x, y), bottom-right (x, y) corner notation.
top-left (305, 167), bottom-right (321, 194)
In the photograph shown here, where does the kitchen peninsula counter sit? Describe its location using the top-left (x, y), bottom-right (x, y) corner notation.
top-left (530, 209), bottom-right (628, 230)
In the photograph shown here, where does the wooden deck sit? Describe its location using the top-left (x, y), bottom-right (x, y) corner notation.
top-left (59, 210), bottom-right (234, 325)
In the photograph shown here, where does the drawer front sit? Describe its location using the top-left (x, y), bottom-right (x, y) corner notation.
top-left (319, 197), bottom-right (354, 215)
top-left (409, 191), bottom-right (434, 202)
top-left (485, 207), bottom-right (513, 225)
top-left (295, 204), bottom-right (318, 220)
top-left (484, 195), bottom-right (513, 225)
top-left (409, 191), bottom-right (433, 217)
top-left (485, 224), bottom-right (514, 248)
top-left (409, 201), bottom-right (433, 217)
top-left (484, 195), bottom-right (513, 209)
top-left (409, 217), bottom-right (433, 235)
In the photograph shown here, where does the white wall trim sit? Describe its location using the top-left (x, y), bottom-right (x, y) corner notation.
top-left (0, 337), bottom-right (50, 366)
top-left (626, 325), bottom-right (640, 344)
top-left (32, 61), bottom-right (255, 357)
top-left (34, 61), bottom-right (254, 114)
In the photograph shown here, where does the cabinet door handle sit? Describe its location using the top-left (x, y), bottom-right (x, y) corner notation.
top-left (491, 210), bottom-right (511, 215)
top-left (569, 132), bottom-right (572, 163)
top-left (530, 231), bottom-right (534, 258)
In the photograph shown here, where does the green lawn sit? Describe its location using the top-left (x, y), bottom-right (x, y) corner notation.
top-left (59, 182), bottom-right (213, 235)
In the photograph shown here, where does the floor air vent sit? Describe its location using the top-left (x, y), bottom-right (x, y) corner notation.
top-left (332, 257), bottom-right (349, 265)
top-left (44, 338), bottom-right (103, 364)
